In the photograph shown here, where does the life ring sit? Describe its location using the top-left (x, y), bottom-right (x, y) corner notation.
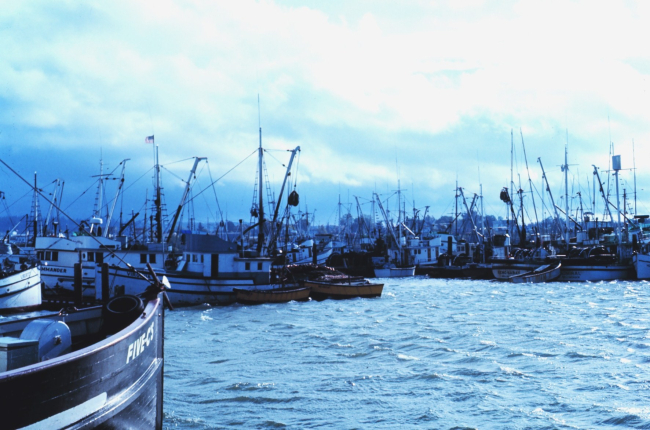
top-left (103, 295), bottom-right (144, 334)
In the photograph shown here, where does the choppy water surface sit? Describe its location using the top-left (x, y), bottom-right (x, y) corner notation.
top-left (163, 278), bottom-right (650, 429)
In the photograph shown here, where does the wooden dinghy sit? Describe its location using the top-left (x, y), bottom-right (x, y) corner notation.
top-left (304, 279), bottom-right (384, 300)
top-left (509, 260), bottom-right (561, 284)
top-left (234, 286), bottom-right (311, 304)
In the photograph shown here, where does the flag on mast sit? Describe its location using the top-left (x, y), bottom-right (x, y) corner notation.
top-left (145, 135), bottom-right (154, 144)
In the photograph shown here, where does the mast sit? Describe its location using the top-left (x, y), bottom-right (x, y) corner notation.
top-left (593, 165), bottom-right (614, 230)
top-left (154, 142), bottom-right (162, 243)
top-left (256, 96), bottom-right (265, 255)
top-left (510, 129), bottom-right (513, 239)
top-left (454, 179), bottom-right (458, 236)
top-left (32, 172), bottom-right (39, 244)
top-left (633, 139), bottom-right (637, 215)
top-left (563, 131), bottom-right (569, 244)
top-left (613, 155), bottom-right (622, 245)
top-left (374, 192), bottom-right (400, 255)
top-left (538, 157), bottom-right (564, 243)
top-left (520, 129), bottom-right (539, 236)
top-left (518, 174), bottom-right (526, 245)
top-left (458, 188), bottom-right (480, 243)
top-left (266, 146), bottom-right (300, 252)
top-left (166, 157), bottom-right (206, 244)
top-left (105, 159), bottom-right (129, 238)
top-left (397, 180), bottom-right (402, 256)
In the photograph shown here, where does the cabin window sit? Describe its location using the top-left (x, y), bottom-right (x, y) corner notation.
top-left (149, 254), bottom-right (157, 264)
top-left (200, 255), bottom-right (204, 263)
top-left (245, 262), bottom-right (251, 271)
top-left (37, 251), bottom-right (43, 260)
top-left (140, 254), bottom-right (147, 264)
top-left (192, 254), bottom-right (198, 263)
top-left (45, 251), bottom-right (51, 261)
top-left (52, 251), bottom-right (59, 262)
top-left (96, 252), bottom-right (103, 264)
top-left (88, 252), bottom-right (95, 262)
top-left (82, 252), bottom-right (87, 260)
top-left (257, 262), bottom-right (262, 270)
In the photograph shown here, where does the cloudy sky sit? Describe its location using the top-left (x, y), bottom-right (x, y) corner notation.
top-left (1, 0), bottom-right (649, 232)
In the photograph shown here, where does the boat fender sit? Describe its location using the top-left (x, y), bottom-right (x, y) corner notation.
top-left (20, 320), bottom-right (72, 361)
top-left (103, 295), bottom-right (144, 334)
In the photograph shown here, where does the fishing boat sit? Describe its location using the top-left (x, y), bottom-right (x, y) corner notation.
top-left (304, 278), bottom-right (384, 300)
top-left (509, 260), bottom-right (562, 283)
top-left (281, 238), bottom-right (334, 265)
top-left (36, 234), bottom-right (122, 298)
top-left (372, 191), bottom-right (416, 278)
top-left (0, 252), bottom-right (42, 311)
top-left (98, 233), bottom-right (282, 306)
top-left (556, 247), bottom-right (633, 281)
top-left (234, 286), bottom-right (311, 304)
top-left (0, 286), bottom-right (165, 428)
top-left (634, 251), bottom-right (650, 279)
top-left (373, 264), bottom-right (415, 278)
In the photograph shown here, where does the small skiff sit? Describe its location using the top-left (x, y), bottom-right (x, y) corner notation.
top-left (509, 260), bottom-right (562, 284)
top-left (304, 279), bottom-right (384, 300)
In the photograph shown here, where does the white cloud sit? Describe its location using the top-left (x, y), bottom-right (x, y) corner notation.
top-left (1, 0), bottom-right (650, 220)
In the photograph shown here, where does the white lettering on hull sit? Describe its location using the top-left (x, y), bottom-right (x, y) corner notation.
top-left (126, 322), bottom-right (155, 364)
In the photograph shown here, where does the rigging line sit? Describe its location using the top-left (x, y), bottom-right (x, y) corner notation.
top-left (293, 150), bottom-right (301, 189)
top-left (206, 161), bottom-right (224, 221)
top-left (160, 165), bottom-right (184, 183)
top-left (183, 149), bottom-right (258, 207)
top-left (63, 178), bottom-right (101, 212)
top-left (1, 188), bottom-right (37, 214)
top-left (262, 149), bottom-right (287, 167)
top-left (122, 167), bottom-right (154, 194)
top-left (198, 183), bottom-right (217, 227)
top-left (163, 157), bottom-right (196, 166)
top-left (0, 157), bottom-right (159, 283)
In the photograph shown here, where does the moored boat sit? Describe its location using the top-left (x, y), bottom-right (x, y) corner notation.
top-left (634, 252), bottom-right (650, 279)
top-left (556, 247), bottom-right (633, 282)
top-left (509, 260), bottom-right (561, 283)
top-left (304, 279), bottom-right (384, 300)
top-left (373, 265), bottom-right (415, 278)
top-left (97, 233), bottom-right (280, 306)
top-left (234, 286), bottom-right (311, 304)
top-left (0, 259), bottom-right (41, 311)
top-left (0, 288), bottom-right (165, 428)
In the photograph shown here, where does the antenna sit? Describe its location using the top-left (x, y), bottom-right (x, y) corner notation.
top-left (257, 94), bottom-right (261, 129)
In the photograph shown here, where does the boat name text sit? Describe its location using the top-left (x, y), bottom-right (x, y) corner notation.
top-left (126, 322), bottom-right (155, 364)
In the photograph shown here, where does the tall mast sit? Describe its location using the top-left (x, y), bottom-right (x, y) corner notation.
top-left (563, 131), bottom-right (569, 244)
top-left (454, 179), bottom-right (458, 236)
top-left (397, 179), bottom-right (401, 245)
top-left (538, 157), bottom-right (564, 243)
top-left (155, 143), bottom-right (162, 243)
top-left (520, 129), bottom-right (539, 236)
top-left (510, 129), bottom-right (513, 239)
top-left (613, 155), bottom-right (622, 245)
top-left (166, 157), bottom-right (206, 244)
top-left (633, 139), bottom-right (637, 215)
top-left (32, 172), bottom-right (39, 243)
top-left (256, 95), bottom-right (265, 255)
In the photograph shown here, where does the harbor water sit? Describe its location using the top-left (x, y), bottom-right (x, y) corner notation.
top-left (163, 277), bottom-right (650, 429)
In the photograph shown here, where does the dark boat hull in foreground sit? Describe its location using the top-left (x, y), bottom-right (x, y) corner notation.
top-left (0, 294), bottom-right (164, 429)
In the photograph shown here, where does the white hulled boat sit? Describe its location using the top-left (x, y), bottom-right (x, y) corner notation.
top-left (97, 233), bottom-right (280, 306)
